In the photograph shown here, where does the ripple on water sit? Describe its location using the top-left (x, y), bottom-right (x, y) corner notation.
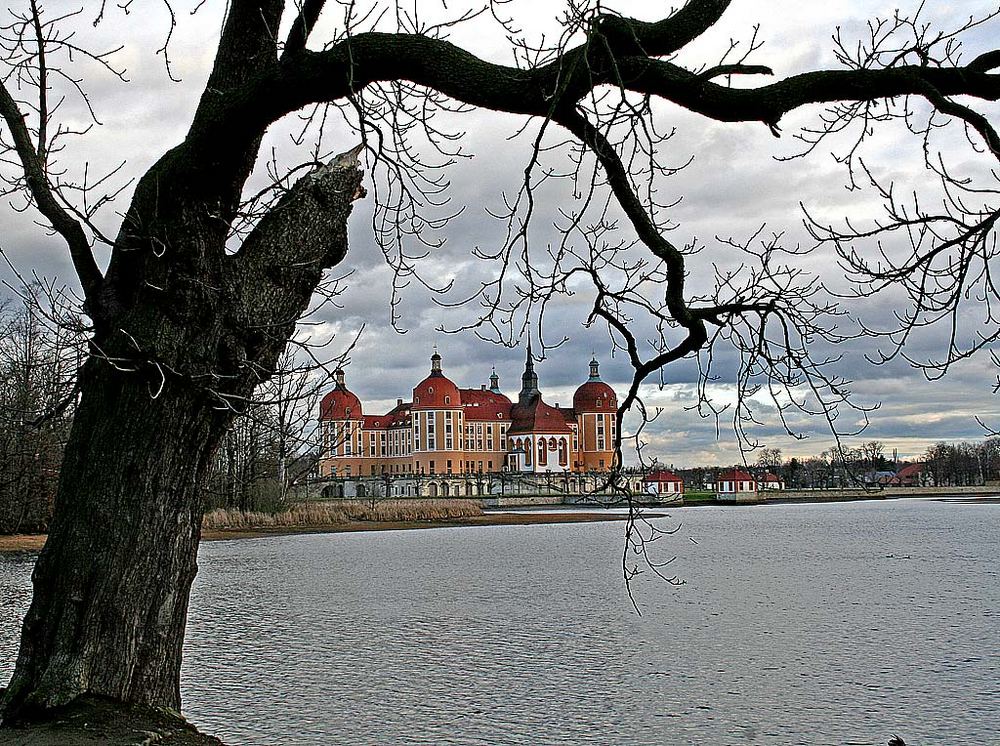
top-left (2, 499), bottom-right (998, 745)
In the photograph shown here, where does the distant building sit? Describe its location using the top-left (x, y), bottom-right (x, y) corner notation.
top-left (888, 463), bottom-right (926, 487)
top-left (756, 472), bottom-right (784, 491)
top-left (863, 470), bottom-right (897, 486)
top-left (716, 468), bottom-right (758, 503)
top-left (643, 469), bottom-right (685, 496)
top-left (317, 345), bottom-right (618, 478)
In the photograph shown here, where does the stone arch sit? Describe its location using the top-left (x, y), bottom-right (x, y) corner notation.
top-left (428, 482), bottom-right (439, 497)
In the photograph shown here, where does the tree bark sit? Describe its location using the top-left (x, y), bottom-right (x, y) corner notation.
top-left (1, 359), bottom-right (227, 716)
top-left (0, 156), bottom-right (364, 723)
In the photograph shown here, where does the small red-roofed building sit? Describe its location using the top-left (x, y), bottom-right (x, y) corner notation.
top-left (716, 468), bottom-right (759, 502)
top-left (888, 463), bottom-right (926, 487)
top-left (756, 472), bottom-right (784, 491)
top-left (642, 469), bottom-right (685, 497)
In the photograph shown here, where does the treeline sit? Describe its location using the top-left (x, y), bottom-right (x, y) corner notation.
top-left (0, 293), bottom-right (82, 533)
top-left (0, 292), bottom-right (325, 534)
top-left (675, 438), bottom-right (1000, 490)
top-left (922, 440), bottom-right (1000, 487)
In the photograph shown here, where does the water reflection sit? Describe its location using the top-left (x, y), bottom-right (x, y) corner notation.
top-left (2, 499), bottom-right (998, 744)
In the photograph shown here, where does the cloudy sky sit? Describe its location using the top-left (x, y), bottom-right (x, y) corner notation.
top-left (2, 0), bottom-right (999, 467)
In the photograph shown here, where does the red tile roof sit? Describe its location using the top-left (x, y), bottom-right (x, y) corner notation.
top-left (412, 371), bottom-right (461, 409)
top-left (572, 380), bottom-right (617, 413)
top-left (459, 388), bottom-right (512, 421)
top-left (508, 398), bottom-right (572, 434)
top-left (644, 469), bottom-right (683, 483)
top-left (718, 469), bottom-right (754, 482)
top-left (559, 407), bottom-right (578, 424)
top-left (381, 400), bottom-right (411, 428)
top-left (320, 386), bottom-right (362, 420)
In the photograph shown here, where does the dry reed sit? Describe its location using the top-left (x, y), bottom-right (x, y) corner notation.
top-left (202, 499), bottom-right (482, 530)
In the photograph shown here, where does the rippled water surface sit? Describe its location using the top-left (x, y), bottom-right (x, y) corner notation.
top-left (2, 498), bottom-right (998, 745)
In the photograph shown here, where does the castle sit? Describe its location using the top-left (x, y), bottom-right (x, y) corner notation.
top-left (317, 344), bottom-right (618, 478)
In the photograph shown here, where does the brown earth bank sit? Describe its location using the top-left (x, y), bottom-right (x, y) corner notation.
top-left (0, 693), bottom-right (224, 745)
top-left (0, 510), bottom-right (640, 554)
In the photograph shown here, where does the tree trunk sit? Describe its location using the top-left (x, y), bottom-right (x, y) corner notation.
top-left (0, 359), bottom-right (230, 719)
top-left (0, 154), bottom-right (364, 725)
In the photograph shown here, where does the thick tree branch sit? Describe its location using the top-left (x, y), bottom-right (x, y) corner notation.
top-left (282, 0), bottom-right (327, 61)
top-left (235, 35), bottom-right (1000, 153)
top-left (969, 49), bottom-right (1000, 72)
top-left (0, 83), bottom-right (104, 309)
top-left (553, 107), bottom-right (693, 326)
top-left (697, 63), bottom-right (773, 82)
top-left (593, 0), bottom-right (733, 58)
top-left (228, 151), bottom-right (365, 360)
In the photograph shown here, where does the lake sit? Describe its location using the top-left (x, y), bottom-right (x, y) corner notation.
top-left (1, 498), bottom-right (998, 744)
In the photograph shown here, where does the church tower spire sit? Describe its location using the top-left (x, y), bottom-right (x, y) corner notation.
top-left (519, 337), bottom-right (540, 405)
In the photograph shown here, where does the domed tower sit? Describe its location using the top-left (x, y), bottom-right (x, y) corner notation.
top-left (411, 348), bottom-right (464, 475)
top-left (318, 368), bottom-right (365, 477)
top-left (572, 357), bottom-right (617, 472)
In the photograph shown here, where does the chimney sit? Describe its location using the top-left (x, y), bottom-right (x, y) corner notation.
top-left (397, 398), bottom-right (403, 406)
top-left (481, 384), bottom-right (486, 390)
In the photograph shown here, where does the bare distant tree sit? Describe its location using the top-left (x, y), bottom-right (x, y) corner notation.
top-left (0, 281), bottom-right (84, 533)
top-left (756, 448), bottom-right (783, 473)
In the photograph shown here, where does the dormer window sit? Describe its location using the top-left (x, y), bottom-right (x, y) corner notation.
top-left (428, 386), bottom-right (434, 394)
top-left (444, 395), bottom-right (451, 404)
top-left (596, 399), bottom-right (602, 407)
top-left (415, 396), bottom-right (420, 404)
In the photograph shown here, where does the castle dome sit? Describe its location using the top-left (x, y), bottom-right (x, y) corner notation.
top-left (572, 357), bottom-right (617, 413)
top-left (412, 349), bottom-right (462, 409)
top-left (320, 368), bottom-right (363, 420)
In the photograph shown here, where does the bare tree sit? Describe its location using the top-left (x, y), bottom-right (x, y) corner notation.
top-left (756, 447), bottom-right (782, 472)
top-left (0, 281), bottom-right (84, 533)
top-left (0, 0), bottom-right (997, 730)
top-left (860, 440), bottom-right (887, 472)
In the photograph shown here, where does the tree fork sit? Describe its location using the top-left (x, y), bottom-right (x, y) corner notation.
top-left (0, 159), bottom-right (364, 723)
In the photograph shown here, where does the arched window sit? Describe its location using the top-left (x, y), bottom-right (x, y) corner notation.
top-left (524, 440), bottom-right (531, 466)
top-left (538, 438), bottom-right (546, 466)
top-left (559, 438), bottom-right (568, 466)
top-left (444, 395), bottom-right (450, 404)
top-left (548, 437), bottom-right (557, 450)
top-left (428, 386), bottom-right (434, 394)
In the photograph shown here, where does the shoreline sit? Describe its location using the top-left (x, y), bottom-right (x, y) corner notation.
top-left (0, 510), bottom-right (642, 554)
top-left (3, 489), bottom-right (996, 555)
